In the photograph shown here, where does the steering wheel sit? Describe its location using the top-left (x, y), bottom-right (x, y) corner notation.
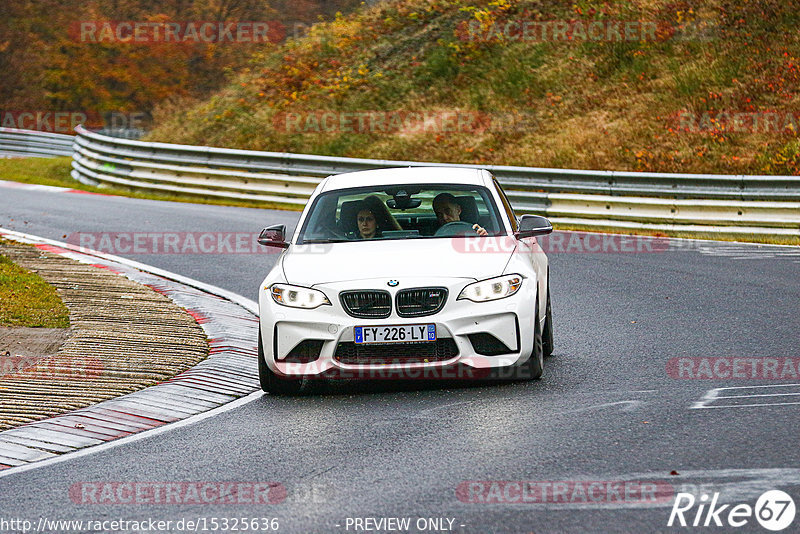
top-left (433, 221), bottom-right (480, 237)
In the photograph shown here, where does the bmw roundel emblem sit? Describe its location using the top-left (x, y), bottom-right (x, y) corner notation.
top-left (387, 280), bottom-right (399, 287)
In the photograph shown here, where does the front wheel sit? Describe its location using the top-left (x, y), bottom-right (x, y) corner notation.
top-left (542, 283), bottom-right (553, 358)
top-left (258, 333), bottom-right (304, 395)
top-left (518, 298), bottom-right (544, 380)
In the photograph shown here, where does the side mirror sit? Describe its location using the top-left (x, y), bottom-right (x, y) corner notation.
top-left (515, 215), bottom-right (553, 239)
top-left (258, 225), bottom-right (289, 248)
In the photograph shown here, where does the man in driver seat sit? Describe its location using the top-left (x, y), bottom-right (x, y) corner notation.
top-left (432, 193), bottom-right (488, 236)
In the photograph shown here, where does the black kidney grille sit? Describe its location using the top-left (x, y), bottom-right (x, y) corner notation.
top-left (334, 338), bottom-right (458, 365)
top-left (396, 287), bottom-right (448, 317)
top-left (340, 290), bottom-right (392, 318)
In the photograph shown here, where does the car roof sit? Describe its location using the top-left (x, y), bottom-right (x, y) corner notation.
top-left (319, 167), bottom-right (490, 192)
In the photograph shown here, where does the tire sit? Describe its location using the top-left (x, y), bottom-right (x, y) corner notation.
top-left (258, 332), bottom-right (304, 395)
top-left (542, 283), bottom-right (554, 358)
top-left (518, 298), bottom-right (544, 380)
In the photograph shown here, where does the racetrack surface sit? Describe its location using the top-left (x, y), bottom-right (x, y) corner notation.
top-left (1, 185), bottom-right (799, 533)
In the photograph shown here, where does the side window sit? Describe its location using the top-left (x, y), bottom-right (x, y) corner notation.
top-left (493, 178), bottom-right (518, 232)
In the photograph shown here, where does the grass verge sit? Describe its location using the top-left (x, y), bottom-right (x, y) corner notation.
top-left (0, 244), bottom-right (70, 328)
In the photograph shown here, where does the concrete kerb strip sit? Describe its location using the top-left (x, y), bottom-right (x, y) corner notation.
top-left (0, 228), bottom-right (261, 475)
top-left (0, 240), bottom-right (209, 430)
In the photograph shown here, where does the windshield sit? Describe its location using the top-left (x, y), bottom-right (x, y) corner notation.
top-left (297, 183), bottom-right (505, 244)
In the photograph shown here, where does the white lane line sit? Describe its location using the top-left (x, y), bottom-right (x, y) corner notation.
top-left (701, 383), bottom-right (800, 391)
top-left (716, 392), bottom-right (800, 399)
top-left (0, 391), bottom-right (263, 480)
top-left (692, 402), bottom-right (800, 409)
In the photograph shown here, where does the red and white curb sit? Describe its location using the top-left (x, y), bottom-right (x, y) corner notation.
top-left (0, 228), bottom-right (261, 473)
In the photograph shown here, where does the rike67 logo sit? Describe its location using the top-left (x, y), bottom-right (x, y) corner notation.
top-left (668, 490), bottom-right (796, 531)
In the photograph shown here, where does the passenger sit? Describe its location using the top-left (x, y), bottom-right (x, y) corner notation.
top-left (432, 193), bottom-right (488, 236)
top-left (356, 208), bottom-right (378, 239)
top-left (353, 195), bottom-right (401, 239)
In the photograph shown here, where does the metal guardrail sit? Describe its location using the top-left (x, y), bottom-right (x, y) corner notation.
top-left (69, 126), bottom-right (799, 237)
top-left (93, 128), bottom-right (147, 140)
top-left (0, 128), bottom-right (74, 158)
top-left (3, 126), bottom-right (797, 237)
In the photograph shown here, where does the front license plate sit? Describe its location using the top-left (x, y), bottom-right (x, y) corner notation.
top-left (354, 324), bottom-right (436, 344)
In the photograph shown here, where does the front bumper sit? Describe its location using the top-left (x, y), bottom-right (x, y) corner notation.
top-left (258, 277), bottom-right (538, 377)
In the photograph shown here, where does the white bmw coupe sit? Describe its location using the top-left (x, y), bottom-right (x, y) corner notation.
top-left (257, 167), bottom-right (553, 394)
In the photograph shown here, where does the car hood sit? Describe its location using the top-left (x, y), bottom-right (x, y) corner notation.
top-left (282, 238), bottom-right (515, 286)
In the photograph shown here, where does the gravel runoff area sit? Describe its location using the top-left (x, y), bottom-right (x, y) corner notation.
top-left (0, 240), bottom-right (209, 430)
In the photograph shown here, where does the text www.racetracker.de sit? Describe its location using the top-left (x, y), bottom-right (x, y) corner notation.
top-left (0, 516), bottom-right (280, 533)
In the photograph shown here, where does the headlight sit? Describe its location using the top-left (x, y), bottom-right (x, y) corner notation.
top-left (457, 274), bottom-right (523, 302)
top-left (269, 283), bottom-right (331, 309)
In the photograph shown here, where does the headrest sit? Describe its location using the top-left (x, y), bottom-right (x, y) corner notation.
top-left (454, 195), bottom-right (479, 223)
top-left (338, 200), bottom-right (362, 234)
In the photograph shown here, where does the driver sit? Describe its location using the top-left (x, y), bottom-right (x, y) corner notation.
top-left (432, 193), bottom-right (488, 236)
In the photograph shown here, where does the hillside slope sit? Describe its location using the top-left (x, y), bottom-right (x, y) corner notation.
top-left (0, 0), bottom-right (360, 125)
top-left (147, 0), bottom-right (800, 175)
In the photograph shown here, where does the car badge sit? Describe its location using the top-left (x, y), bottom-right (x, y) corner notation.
top-left (387, 280), bottom-right (399, 287)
